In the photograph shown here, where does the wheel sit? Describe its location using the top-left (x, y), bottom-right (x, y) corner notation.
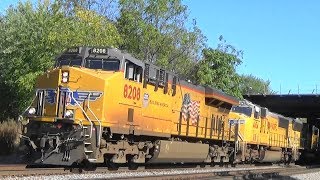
top-left (286, 154), bottom-right (292, 166)
top-left (219, 158), bottom-right (225, 167)
top-left (231, 163), bottom-right (236, 167)
top-left (230, 157), bottom-right (237, 167)
top-left (127, 155), bottom-right (139, 170)
top-left (70, 168), bottom-right (83, 173)
top-left (83, 160), bottom-right (97, 171)
top-left (106, 159), bottom-right (119, 171)
top-left (224, 163), bottom-right (229, 167)
top-left (128, 162), bottom-right (139, 170)
top-left (199, 163), bottom-right (206, 168)
top-left (108, 162), bottom-right (119, 170)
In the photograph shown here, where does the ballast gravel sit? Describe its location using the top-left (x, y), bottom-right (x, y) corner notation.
top-left (291, 172), bottom-right (320, 180)
top-left (4, 166), bottom-right (282, 180)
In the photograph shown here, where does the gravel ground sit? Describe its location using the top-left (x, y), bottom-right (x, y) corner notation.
top-left (291, 172), bottom-right (320, 180)
top-left (3, 166), bottom-right (283, 180)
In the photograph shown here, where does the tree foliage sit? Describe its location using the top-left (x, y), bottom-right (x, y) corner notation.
top-left (196, 36), bottom-right (243, 98)
top-left (57, 0), bottom-right (119, 20)
top-left (240, 74), bottom-right (274, 95)
top-left (0, 1), bottom-right (121, 119)
top-left (0, 0), bottom-right (274, 120)
top-left (117, 0), bottom-right (206, 78)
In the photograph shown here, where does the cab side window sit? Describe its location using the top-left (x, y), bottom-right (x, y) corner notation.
top-left (254, 106), bottom-right (260, 119)
top-left (125, 60), bottom-right (142, 83)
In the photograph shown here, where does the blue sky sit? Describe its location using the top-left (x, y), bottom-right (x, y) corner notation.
top-left (0, 0), bottom-right (24, 13)
top-left (1, 0), bottom-right (319, 94)
top-left (184, 0), bottom-right (320, 94)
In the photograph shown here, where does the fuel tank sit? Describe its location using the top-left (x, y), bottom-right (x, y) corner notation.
top-left (257, 150), bottom-right (282, 163)
top-left (147, 140), bottom-right (209, 164)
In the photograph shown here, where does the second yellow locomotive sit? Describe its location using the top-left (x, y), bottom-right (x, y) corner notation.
top-left (229, 100), bottom-right (303, 164)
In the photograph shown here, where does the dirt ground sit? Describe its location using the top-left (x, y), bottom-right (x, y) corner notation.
top-left (0, 152), bottom-right (27, 164)
top-left (0, 145), bottom-right (30, 164)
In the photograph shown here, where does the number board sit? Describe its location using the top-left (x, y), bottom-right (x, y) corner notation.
top-left (90, 48), bottom-right (108, 55)
top-left (124, 84), bottom-right (141, 100)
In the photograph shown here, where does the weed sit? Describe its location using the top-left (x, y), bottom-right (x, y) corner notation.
top-left (0, 120), bottom-right (21, 155)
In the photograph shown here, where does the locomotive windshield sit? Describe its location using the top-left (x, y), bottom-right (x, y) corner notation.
top-left (56, 58), bottom-right (82, 67)
top-left (232, 106), bottom-right (252, 117)
top-left (85, 58), bottom-right (120, 71)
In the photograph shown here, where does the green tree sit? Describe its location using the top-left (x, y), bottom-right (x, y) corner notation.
top-left (117, 0), bottom-right (206, 78)
top-left (240, 74), bottom-right (274, 95)
top-left (0, 0), bottom-right (121, 119)
top-left (56, 0), bottom-right (119, 20)
top-left (196, 36), bottom-right (243, 98)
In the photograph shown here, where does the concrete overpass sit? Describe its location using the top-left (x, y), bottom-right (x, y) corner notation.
top-left (244, 94), bottom-right (320, 125)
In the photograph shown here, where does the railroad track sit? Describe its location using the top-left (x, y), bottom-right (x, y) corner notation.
top-left (0, 164), bottom-right (317, 180)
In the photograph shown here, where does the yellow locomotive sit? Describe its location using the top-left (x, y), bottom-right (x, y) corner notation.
top-left (22, 46), bottom-right (240, 169)
top-left (22, 46), bottom-right (308, 169)
top-left (228, 100), bottom-right (303, 164)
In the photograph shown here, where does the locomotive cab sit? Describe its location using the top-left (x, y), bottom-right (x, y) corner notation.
top-left (25, 47), bottom-right (144, 123)
top-left (229, 101), bottom-right (260, 144)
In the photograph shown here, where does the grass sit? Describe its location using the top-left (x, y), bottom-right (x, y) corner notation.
top-left (0, 120), bottom-right (21, 155)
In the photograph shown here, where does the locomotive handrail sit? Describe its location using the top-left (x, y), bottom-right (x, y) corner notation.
top-left (86, 93), bottom-right (102, 148)
top-left (230, 129), bottom-right (244, 141)
top-left (21, 90), bottom-right (38, 116)
top-left (230, 123), bottom-right (245, 161)
top-left (68, 90), bottom-right (93, 138)
top-left (269, 132), bottom-right (290, 147)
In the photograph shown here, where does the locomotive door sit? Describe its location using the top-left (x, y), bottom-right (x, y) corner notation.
top-left (260, 107), bottom-right (268, 144)
top-left (260, 117), bottom-right (269, 145)
top-left (252, 106), bottom-right (261, 143)
top-left (121, 59), bottom-right (143, 134)
top-left (311, 126), bottom-right (319, 150)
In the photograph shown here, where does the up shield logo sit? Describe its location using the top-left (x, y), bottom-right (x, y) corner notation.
top-left (45, 89), bottom-right (56, 104)
top-left (43, 88), bottom-right (103, 106)
top-left (229, 119), bottom-right (245, 126)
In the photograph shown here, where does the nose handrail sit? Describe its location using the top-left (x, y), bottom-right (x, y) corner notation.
top-left (87, 93), bottom-right (102, 148)
top-left (24, 89), bottom-right (99, 140)
top-left (21, 90), bottom-right (38, 116)
top-left (67, 89), bottom-right (93, 138)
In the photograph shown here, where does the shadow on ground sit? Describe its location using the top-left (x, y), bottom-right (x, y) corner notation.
top-left (238, 172), bottom-right (298, 180)
top-left (210, 170), bottom-right (299, 180)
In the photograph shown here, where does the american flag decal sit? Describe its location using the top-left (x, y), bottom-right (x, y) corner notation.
top-left (181, 93), bottom-right (200, 125)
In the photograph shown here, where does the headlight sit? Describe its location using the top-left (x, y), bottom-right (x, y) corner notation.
top-left (65, 109), bottom-right (74, 118)
top-left (28, 107), bottom-right (36, 115)
top-left (61, 71), bottom-right (69, 83)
